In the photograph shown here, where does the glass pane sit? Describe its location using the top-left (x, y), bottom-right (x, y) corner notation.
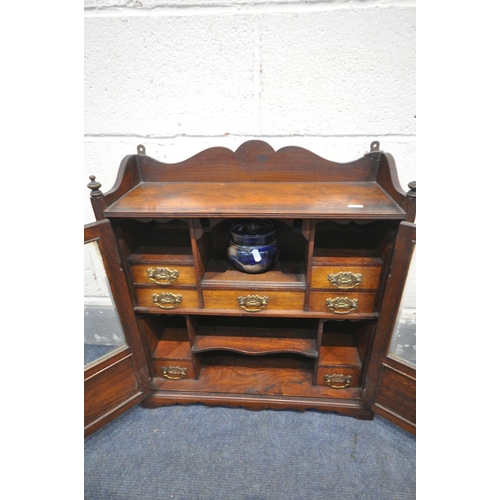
top-left (388, 245), bottom-right (416, 368)
top-left (84, 240), bottom-right (127, 366)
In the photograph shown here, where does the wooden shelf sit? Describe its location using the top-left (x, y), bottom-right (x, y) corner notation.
top-left (202, 259), bottom-right (305, 289)
top-left (191, 320), bottom-right (317, 357)
top-left (192, 335), bottom-right (318, 357)
top-left (153, 363), bottom-right (360, 400)
top-left (134, 305), bottom-right (379, 320)
top-left (104, 181), bottom-right (406, 219)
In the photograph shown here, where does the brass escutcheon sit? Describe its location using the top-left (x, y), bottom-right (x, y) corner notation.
top-left (152, 292), bottom-right (183, 309)
top-left (328, 271), bottom-right (362, 289)
top-left (326, 297), bottom-right (358, 314)
top-left (147, 267), bottom-right (179, 285)
top-left (237, 294), bottom-right (269, 312)
top-left (162, 366), bottom-right (187, 380)
top-left (324, 373), bottom-right (352, 389)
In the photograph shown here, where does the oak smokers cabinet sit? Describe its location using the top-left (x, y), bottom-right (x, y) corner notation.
top-left (84, 141), bottom-right (416, 437)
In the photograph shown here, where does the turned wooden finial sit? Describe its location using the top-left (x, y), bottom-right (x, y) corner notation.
top-left (87, 175), bottom-right (103, 198)
top-left (404, 181), bottom-right (416, 222)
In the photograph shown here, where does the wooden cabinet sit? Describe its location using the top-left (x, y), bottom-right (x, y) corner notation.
top-left (85, 140), bottom-right (416, 434)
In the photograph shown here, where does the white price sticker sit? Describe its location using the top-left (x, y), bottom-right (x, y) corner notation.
top-left (251, 249), bottom-right (262, 262)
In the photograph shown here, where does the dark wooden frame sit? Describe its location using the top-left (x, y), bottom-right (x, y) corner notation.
top-left (363, 221), bottom-right (416, 434)
top-left (84, 220), bottom-right (152, 437)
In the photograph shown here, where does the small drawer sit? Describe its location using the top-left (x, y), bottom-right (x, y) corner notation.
top-left (309, 291), bottom-right (376, 315)
top-left (136, 288), bottom-right (199, 310)
top-left (310, 266), bottom-right (381, 290)
top-left (316, 367), bottom-right (361, 389)
top-left (202, 290), bottom-right (305, 313)
top-left (131, 264), bottom-right (197, 286)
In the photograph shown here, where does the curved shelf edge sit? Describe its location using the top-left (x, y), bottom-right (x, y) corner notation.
top-left (191, 336), bottom-right (318, 358)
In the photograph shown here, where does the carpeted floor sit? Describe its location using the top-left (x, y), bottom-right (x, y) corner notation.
top-left (84, 404), bottom-right (415, 500)
top-left (84, 344), bottom-right (118, 365)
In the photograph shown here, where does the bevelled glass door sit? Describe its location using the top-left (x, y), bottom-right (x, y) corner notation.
top-left (362, 221), bottom-right (416, 434)
top-left (84, 219), bottom-right (151, 437)
top-left (388, 246), bottom-right (416, 368)
top-left (84, 240), bottom-right (127, 366)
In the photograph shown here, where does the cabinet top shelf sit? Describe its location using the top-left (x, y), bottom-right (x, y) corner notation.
top-left (91, 141), bottom-right (411, 220)
top-left (104, 181), bottom-right (405, 219)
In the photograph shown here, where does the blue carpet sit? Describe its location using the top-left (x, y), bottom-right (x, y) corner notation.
top-left (84, 344), bottom-right (118, 365)
top-left (84, 404), bottom-right (415, 499)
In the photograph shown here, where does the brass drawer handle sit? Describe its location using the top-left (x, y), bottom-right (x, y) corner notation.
top-left (328, 271), bottom-right (362, 289)
top-left (325, 297), bottom-right (358, 314)
top-left (147, 267), bottom-right (179, 285)
top-left (237, 294), bottom-right (268, 312)
top-left (324, 374), bottom-right (352, 389)
top-left (152, 292), bottom-right (183, 309)
top-left (162, 366), bottom-right (187, 380)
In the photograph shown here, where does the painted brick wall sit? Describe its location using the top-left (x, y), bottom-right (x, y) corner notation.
top-left (84, 0), bottom-right (416, 312)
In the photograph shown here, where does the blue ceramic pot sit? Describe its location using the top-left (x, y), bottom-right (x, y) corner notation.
top-left (227, 219), bottom-right (279, 274)
top-left (229, 219), bottom-right (276, 246)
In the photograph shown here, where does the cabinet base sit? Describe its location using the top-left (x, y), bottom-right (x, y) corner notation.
top-left (141, 391), bottom-right (374, 420)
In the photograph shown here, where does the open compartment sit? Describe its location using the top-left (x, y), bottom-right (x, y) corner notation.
top-left (137, 314), bottom-right (199, 380)
top-left (198, 218), bottom-right (308, 289)
top-left (198, 351), bottom-right (316, 394)
top-left (190, 316), bottom-right (319, 358)
top-left (115, 219), bottom-right (193, 258)
top-left (119, 219), bottom-right (196, 289)
top-left (312, 220), bottom-right (398, 262)
top-left (309, 221), bottom-right (398, 308)
top-left (315, 320), bottom-right (375, 389)
top-left (154, 347), bottom-right (360, 400)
